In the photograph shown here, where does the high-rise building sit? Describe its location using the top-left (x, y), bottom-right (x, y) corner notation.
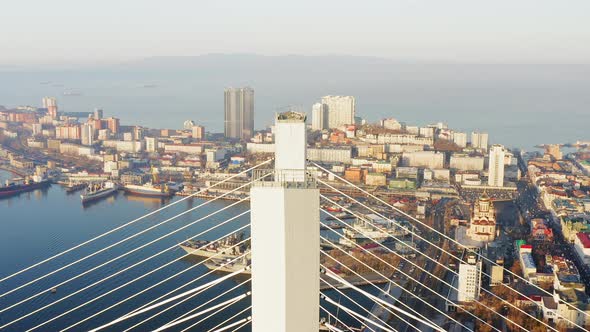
top-left (88, 117), bottom-right (103, 130)
top-left (545, 144), bottom-right (563, 160)
top-left (419, 127), bottom-right (435, 138)
top-left (224, 87), bottom-right (254, 140)
top-left (488, 144), bottom-right (506, 187)
top-left (458, 250), bottom-right (482, 302)
top-left (321, 95), bottom-right (355, 129)
top-left (453, 132), bottom-right (468, 148)
top-left (133, 126), bottom-right (144, 140)
top-left (192, 125), bottom-right (205, 140)
top-left (93, 108), bottom-right (103, 120)
top-left (471, 132), bottom-right (489, 151)
top-left (32, 123), bottom-right (42, 136)
top-left (311, 103), bottom-right (328, 131)
top-left (381, 118), bottom-right (402, 131)
top-left (98, 129), bottom-right (110, 140)
top-left (81, 123), bottom-right (95, 146)
top-left (105, 117), bottom-right (120, 134)
top-left (55, 124), bottom-right (81, 140)
top-left (42, 97), bottom-right (58, 118)
top-left (145, 137), bottom-right (159, 152)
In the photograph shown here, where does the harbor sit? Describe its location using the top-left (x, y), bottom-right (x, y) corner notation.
top-left (0, 168), bottom-right (256, 331)
top-left (0, 168), bottom-right (385, 330)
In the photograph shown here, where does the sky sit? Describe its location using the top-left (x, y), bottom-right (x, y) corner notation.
top-left (1, 0), bottom-right (589, 65)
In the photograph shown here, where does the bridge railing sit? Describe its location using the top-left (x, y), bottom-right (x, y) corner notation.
top-left (252, 168), bottom-right (317, 188)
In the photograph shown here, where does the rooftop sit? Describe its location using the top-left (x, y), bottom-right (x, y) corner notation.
top-left (276, 111), bottom-right (306, 122)
top-left (577, 232), bottom-right (590, 249)
top-left (542, 296), bottom-right (558, 310)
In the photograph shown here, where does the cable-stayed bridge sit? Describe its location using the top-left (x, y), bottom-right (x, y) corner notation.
top-left (0, 112), bottom-right (589, 331)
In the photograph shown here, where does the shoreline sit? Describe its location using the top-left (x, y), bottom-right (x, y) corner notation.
top-left (0, 165), bottom-right (26, 177)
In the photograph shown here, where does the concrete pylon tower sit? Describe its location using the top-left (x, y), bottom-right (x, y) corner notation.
top-left (250, 111), bottom-right (320, 332)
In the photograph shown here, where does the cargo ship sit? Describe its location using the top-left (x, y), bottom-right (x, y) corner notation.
top-left (123, 183), bottom-right (173, 197)
top-left (65, 182), bottom-right (86, 194)
top-left (81, 181), bottom-right (118, 203)
top-left (0, 176), bottom-right (50, 197)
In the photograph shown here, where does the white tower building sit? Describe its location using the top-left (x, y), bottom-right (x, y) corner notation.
top-left (488, 144), bottom-right (506, 187)
top-left (321, 95), bottom-right (355, 129)
top-left (81, 123), bottom-right (95, 146)
top-left (145, 137), bottom-right (158, 152)
top-left (311, 103), bottom-right (328, 131)
top-left (42, 97), bottom-right (58, 118)
top-left (453, 132), bottom-right (468, 148)
top-left (458, 250), bottom-right (482, 302)
top-left (471, 132), bottom-right (489, 151)
top-left (224, 87), bottom-right (255, 140)
top-left (250, 111), bottom-right (320, 332)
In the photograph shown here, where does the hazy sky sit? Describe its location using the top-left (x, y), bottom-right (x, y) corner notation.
top-left (2, 0), bottom-right (589, 65)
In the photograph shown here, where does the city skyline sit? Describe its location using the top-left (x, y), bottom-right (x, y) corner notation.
top-left (2, 2), bottom-right (590, 330)
top-left (2, 92), bottom-right (590, 330)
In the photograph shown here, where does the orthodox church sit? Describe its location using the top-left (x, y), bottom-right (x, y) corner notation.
top-left (467, 192), bottom-right (497, 243)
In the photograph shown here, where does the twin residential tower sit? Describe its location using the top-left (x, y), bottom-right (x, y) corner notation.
top-left (224, 87), bottom-right (254, 141)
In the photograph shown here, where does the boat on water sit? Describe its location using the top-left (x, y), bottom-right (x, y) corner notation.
top-left (323, 205), bottom-right (343, 213)
top-left (65, 182), bottom-right (86, 194)
top-left (0, 176), bottom-right (50, 198)
top-left (181, 233), bottom-right (251, 274)
top-left (325, 212), bottom-right (356, 221)
top-left (203, 256), bottom-right (251, 275)
top-left (180, 233), bottom-right (250, 260)
top-left (81, 181), bottom-right (118, 203)
top-left (164, 181), bottom-right (184, 192)
top-left (123, 183), bottom-right (173, 197)
top-left (62, 90), bottom-right (82, 96)
top-left (320, 222), bottom-right (345, 230)
top-left (340, 214), bottom-right (410, 246)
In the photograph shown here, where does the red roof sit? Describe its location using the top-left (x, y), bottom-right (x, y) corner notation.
top-left (577, 233), bottom-right (590, 249)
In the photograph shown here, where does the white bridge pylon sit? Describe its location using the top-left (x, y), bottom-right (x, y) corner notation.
top-left (250, 111), bottom-right (320, 332)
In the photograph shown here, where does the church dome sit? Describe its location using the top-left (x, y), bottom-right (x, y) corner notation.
top-left (479, 191), bottom-right (490, 202)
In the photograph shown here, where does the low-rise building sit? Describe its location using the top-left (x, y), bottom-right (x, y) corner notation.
top-left (574, 232), bottom-right (590, 265)
top-left (450, 155), bottom-right (485, 171)
top-left (552, 256), bottom-right (584, 292)
top-left (344, 167), bottom-right (366, 183)
top-left (401, 151), bottom-right (444, 169)
top-left (103, 140), bottom-right (145, 153)
top-left (389, 178), bottom-right (417, 190)
top-left (163, 143), bottom-right (203, 154)
top-left (519, 245), bottom-right (537, 282)
top-left (308, 147), bottom-right (353, 164)
top-left (246, 143), bottom-right (275, 154)
top-left (365, 173), bottom-right (387, 186)
top-left (396, 167), bottom-right (419, 180)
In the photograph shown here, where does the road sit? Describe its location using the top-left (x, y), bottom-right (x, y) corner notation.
top-left (392, 198), bottom-right (452, 332)
top-left (515, 179), bottom-right (590, 290)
